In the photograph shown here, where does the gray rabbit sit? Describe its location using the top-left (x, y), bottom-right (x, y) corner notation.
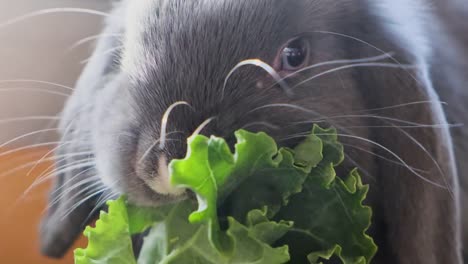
top-left (40, 0), bottom-right (468, 263)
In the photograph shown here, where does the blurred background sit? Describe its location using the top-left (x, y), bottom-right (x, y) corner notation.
top-left (0, 0), bottom-right (111, 263)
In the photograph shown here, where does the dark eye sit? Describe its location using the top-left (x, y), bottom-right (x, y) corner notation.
top-left (281, 38), bottom-right (308, 71)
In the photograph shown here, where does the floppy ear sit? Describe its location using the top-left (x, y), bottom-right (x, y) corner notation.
top-left (39, 148), bottom-right (101, 258)
top-left (359, 64), bottom-right (462, 263)
top-left (39, 3), bottom-right (127, 258)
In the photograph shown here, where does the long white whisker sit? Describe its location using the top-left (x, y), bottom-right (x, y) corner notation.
top-left (192, 117), bottom-right (216, 137)
top-left (26, 114), bottom-right (93, 177)
top-left (314, 30), bottom-right (387, 53)
top-left (31, 109), bottom-right (86, 160)
top-left (0, 128), bottom-right (58, 149)
top-left (24, 150), bottom-right (92, 181)
top-left (356, 100), bottom-right (448, 113)
top-left (340, 113), bottom-right (459, 198)
top-left (20, 168), bottom-right (97, 206)
top-left (138, 131), bottom-right (183, 164)
top-left (160, 101), bottom-right (191, 149)
top-left (0, 116), bottom-right (60, 126)
top-left (0, 88), bottom-right (70, 97)
top-left (26, 142), bottom-right (71, 177)
top-left (0, 141), bottom-right (62, 157)
top-left (279, 53), bottom-right (394, 83)
top-left (0, 161), bottom-right (49, 179)
top-left (31, 111), bottom-right (64, 146)
top-left (91, 190), bottom-right (115, 214)
top-left (341, 143), bottom-right (427, 173)
top-left (60, 183), bottom-right (111, 221)
top-left (391, 126), bottom-right (454, 198)
top-left (293, 62), bottom-right (416, 89)
top-left (222, 59), bottom-right (291, 99)
top-left (312, 131), bottom-right (377, 182)
top-left (343, 154), bottom-right (375, 182)
top-left (0, 149), bottom-right (78, 179)
top-left (256, 104), bottom-right (456, 190)
top-left (343, 124), bottom-right (463, 129)
top-left (249, 102), bottom-right (454, 128)
top-left (84, 188), bottom-right (119, 226)
top-left (241, 121), bottom-right (281, 131)
top-left (57, 183), bottom-right (105, 219)
top-left (35, 161), bottom-right (96, 187)
top-left (67, 33), bottom-right (123, 52)
top-left (283, 133), bottom-right (447, 189)
top-left (32, 153), bottom-right (93, 183)
top-left (33, 161), bottom-right (63, 182)
top-left (50, 167), bottom-right (96, 197)
top-left (0, 8), bottom-right (110, 30)
top-left (312, 30), bottom-right (420, 83)
top-left (8, 173), bottom-right (96, 216)
top-left (249, 103), bottom-right (322, 117)
top-left (48, 176), bottom-right (100, 210)
top-left (0, 79), bottom-right (74, 91)
top-left (36, 157), bottom-right (96, 184)
top-left (295, 114), bottom-right (449, 127)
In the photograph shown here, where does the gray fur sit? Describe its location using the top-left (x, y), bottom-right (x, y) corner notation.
top-left (40, 0), bottom-right (467, 263)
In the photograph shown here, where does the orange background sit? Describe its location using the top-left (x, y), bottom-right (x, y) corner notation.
top-left (0, 148), bottom-right (86, 263)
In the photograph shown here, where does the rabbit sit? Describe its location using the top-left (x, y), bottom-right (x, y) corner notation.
top-left (39, 0), bottom-right (468, 263)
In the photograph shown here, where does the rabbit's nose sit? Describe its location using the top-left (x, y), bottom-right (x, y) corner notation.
top-left (143, 155), bottom-right (185, 196)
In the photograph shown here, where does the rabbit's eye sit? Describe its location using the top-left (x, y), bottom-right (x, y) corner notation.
top-left (280, 38), bottom-right (308, 71)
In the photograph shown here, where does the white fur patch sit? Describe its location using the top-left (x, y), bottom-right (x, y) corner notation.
top-left (145, 155), bottom-right (186, 196)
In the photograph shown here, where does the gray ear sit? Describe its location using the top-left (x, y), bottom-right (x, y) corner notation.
top-left (39, 2), bottom-right (126, 258)
top-left (360, 65), bottom-right (462, 263)
top-left (463, 189), bottom-right (468, 259)
top-left (39, 152), bottom-right (101, 258)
